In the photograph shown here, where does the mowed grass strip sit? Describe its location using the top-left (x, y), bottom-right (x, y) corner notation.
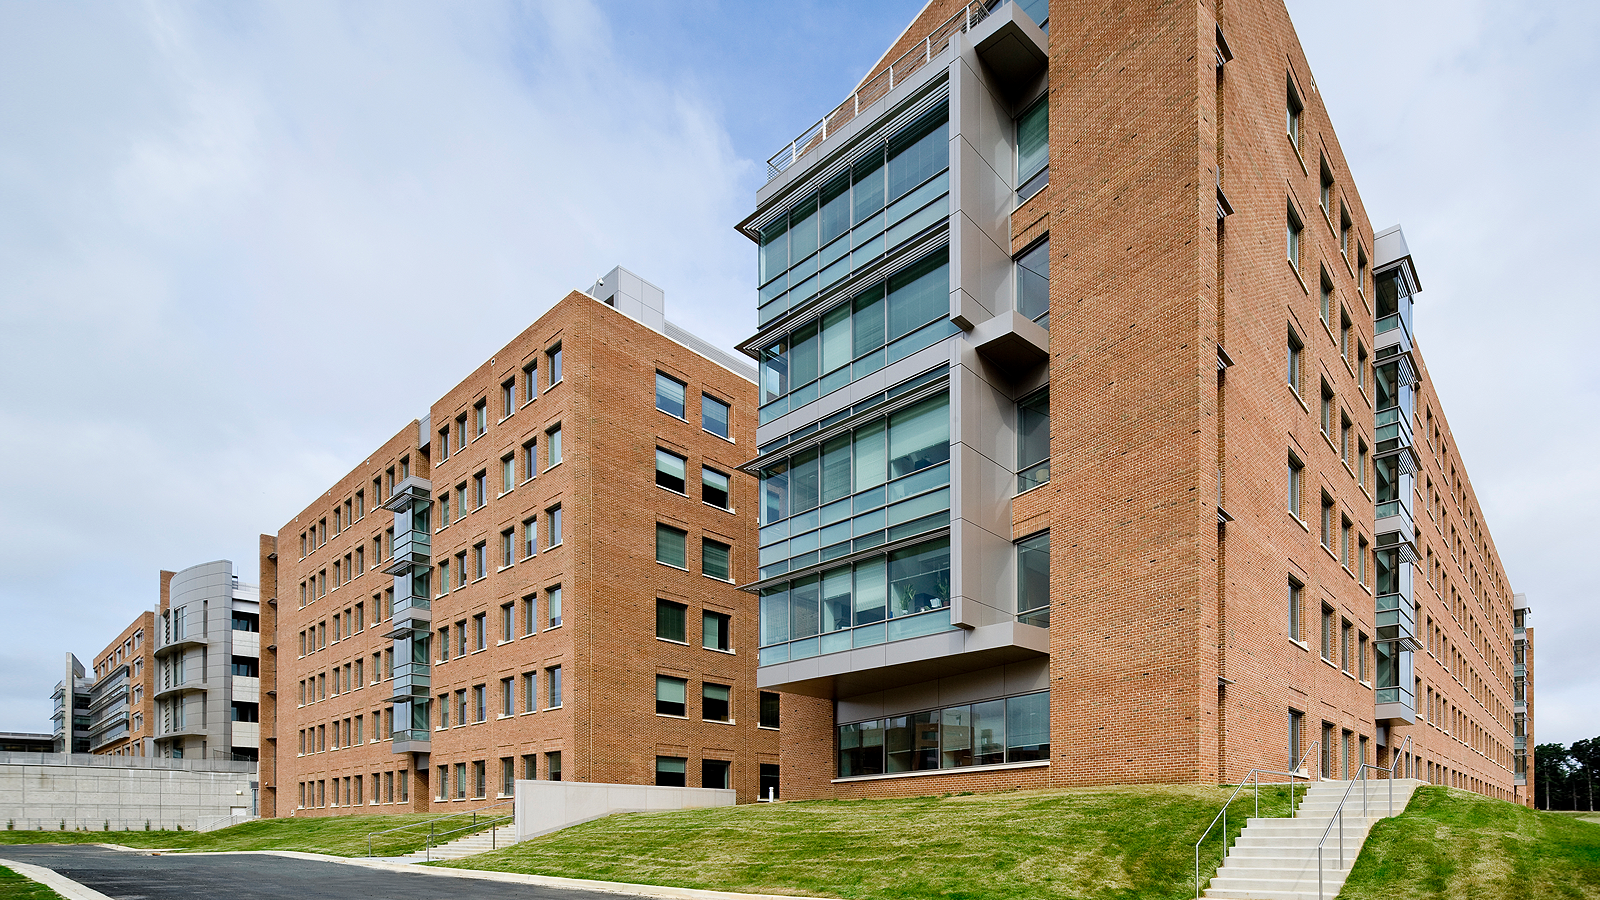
top-left (443, 783), bottom-right (1300, 900)
top-left (0, 813), bottom-right (490, 857)
top-left (1341, 786), bottom-right (1600, 900)
top-left (0, 865), bottom-right (67, 900)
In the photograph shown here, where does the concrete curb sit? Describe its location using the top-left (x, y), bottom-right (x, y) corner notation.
top-left (0, 857), bottom-right (117, 900)
top-left (89, 845), bottom-right (838, 900)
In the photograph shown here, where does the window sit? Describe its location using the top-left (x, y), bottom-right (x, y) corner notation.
top-left (456, 689), bottom-right (468, 726)
top-left (438, 559), bottom-right (451, 594)
top-left (500, 757), bottom-right (515, 796)
top-left (1339, 309), bottom-right (1352, 361)
top-left (656, 449), bottom-right (687, 493)
top-left (501, 528), bottom-right (514, 568)
top-left (657, 599), bottom-right (687, 643)
top-left (655, 756), bottom-right (687, 787)
top-left (1340, 413), bottom-right (1352, 467)
top-left (702, 467), bottom-right (731, 509)
top-left (547, 343), bottom-right (562, 387)
top-left (1357, 439), bottom-right (1369, 490)
top-left (502, 454), bottom-right (515, 493)
top-left (656, 372), bottom-right (687, 418)
top-left (1319, 158), bottom-right (1333, 215)
top-left (1287, 326), bottom-right (1303, 396)
top-left (1017, 388), bottom-right (1050, 492)
top-left (1357, 633), bottom-right (1369, 680)
top-left (500, 602), bottom-right (514, 643)
top-left (703, 683), bottom-right (731, 722)
top-left (473, 683), bottom-right (487, 721)
top-left (1288, 577), bottom-right (1304, 643)
top-left (1320, 604), bottom-right (1335, 661)
top-left (1320, 492), bottom-right (1334, 549)
top-left (472, 760), bottom-right (486, 798)
top-left (546, 751), bottom-right (562, 781)
top-left (837, 689), bottom-right (1048, 776)
top-left (1289, 709), bottom-right (1304, 772)
top-left (501, 379), bottom-right (515, 418)
top-left (1320, 380), bottom-right (1334, 437)
top-left (1287, 204), bottom-right (1303, 271)
top-left (1319, 269), bottom-right (1334, 329)
top-left (473, 399), bottom-right (488, 438)
top-left (456, 620), bottom-right (468, 658)
top-left (522, 439), bottom-right (537, 481)
top-left (473, 541), bottom-right (487, 580)
top-left (547, 585), bottom-right (562, 627)
top-left (702, 394), bottom-right (731, 440)
top-left (546, 424), bottom-right (562, 467)
top-left (546, 504), bottom-right (562, 548)
top-left (473, 612), bottom-right (487, 651)
top-left (522, 671), bottom-right (537, 713)
top-left (703, 610), bottom-right (731, 652)
top-left (702, 759), bottom-right (731, 790)
top-left (1011, 235), bottom-right (1052, 330)
top-left (760, 692), bottom-right (781, 729)
top-left (522, 516), bottom-right (537, 559)
top-left (436, 694), bottom-right (449, 728)
top-left (1340, 516), bottom-right (1353, 568)
top-left (455, 414), bottom-right (467, 451)
top-left (523, 361), bottom-right (537, 402)
top-left (656, 675), bottom-right (687, 716)
top-left (546, 665), bottom-right (562, 707)
top-left (456, 484), bottom-right (467, 519)
top-left (1340, 206), bottom-right (1352, 258)
top-left (702, 538), bottom-right (732, 581)
top-left (1287, 75), bottom-right (1303, 154)
top-left (1287, 453), bottom-right (1304, 520)
top-left (1016, 531), bottom-right (1050, 626)
top-left (1016, 96), bottom-right (1048, 201)
top-left (473, 471), bottom-right (487, 509)
top-left (657, 524), bottom-right (688, 569)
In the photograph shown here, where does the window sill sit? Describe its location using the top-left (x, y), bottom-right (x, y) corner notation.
top-left (758, 725), bottom-right (780, 732)
top-left (544, 461), bottom-right (563, 473)
top-left (704, 502), bottom-right (735, 514)
top-left (1290, 639), bottom-right (1310, 652)
top-left (832, 759), bottom-right (1049, 784)
top-left (658, 637), bottom-right (690, 646)
top-left (658, 562), bottom-right (690, 572)
top-left (659, 485), bottom-right (689, 498)
top-left (1291, 388), bottom-right (1310, 415)
top-left (703, 429), bottom-right (736, 445)
top-left (544, 379), bottom-right (562, 394)
top-left (655, 712), bottom-right (688, 720)
top-left (546, 704), bottom-right (563, 710)
top-left (658, 409), bottom-right (688, 422)
top-left (521, 476), bottom-right (536, 486)
top-left (472, 575), bottom-right (488, 584)
top-left (703, 718), bottom-right (736, 726)
top-left (498, 489), bottom-right (513, 499)
top-left (497, 564), bottom-right (513, 573)
top-left (546, 542), bottom-right (563, 551)
top-left (1291, 514), bottom-right (1310, 534)
top-left (547, 621), bottom-right (563, 630)
top-left (705, 647), bottom-right (736, 656)
top-left (703, 573), bottom-right (736, 584)
top-left (1322, 656), bottom-right (1339, 669)
top-left (1290, 260), bottom-right (1309, 295)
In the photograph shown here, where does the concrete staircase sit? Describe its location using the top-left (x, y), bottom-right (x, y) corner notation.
top-left (1203, 778), bottom-right (1422, 900)
top-left (393, 823), bottom-right (517, 862)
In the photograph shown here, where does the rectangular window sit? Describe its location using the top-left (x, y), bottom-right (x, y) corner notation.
top-left (1017, 387), bottom-right (1050, 492)
top-left (656, 449), bottom-right (687, 493)
top-left (473, 612), bottom-right (487, 651)
top-left (1289, 709), bottom-right (1304, 772)
top-left (1321, 604), bottom-right (1335, 661)
top-left (655, 756), bottom-right (687, 787)
top-left (702, 759), bottom-right (731, 790)
top-left (547, 505), bottom-right (562, 548)
top-left (1319, 157), bottom-right (1333, 215)
top-left (1287, 204), bottom-right (1303, 271)
top-left (703, 610), bottom-right (731, 652)
top-left (702, 683), bottom-right (731, 722)
top-left (523, 361), bottom-right (536, 402)
top-left (1015, 237), bottom-right (1049, 328)
top-left (437, 694), bottom-right (449, 728)
top-left (1016, 96), bottom-right (1049, 201)
top-left (473, 683), bottom-right (487, 721)
top-left (473, 399), bottom-right (488, 438)
top-left (656, 675), bottom-right (687, 716)
top-left (1340, 516), bottom-right (1353, 568)
top-left (657, 599), bottom-right (687, 643)
top-left (473, 542), bottom-right (487, 580)
top-left (456, 620), bottom-right (468, 658)
top-left (546, 751), bottom-right (561, 781)
top-left (473, 760), bottom-right (486, 799)
top-left (1341, 619), bottom-right (1354, 672)
top-left (1287, 76), bottom-right (1303, 153)
top-left (702, 467), bottom-right (731, 509)
top-left (657, 523), bottom-right (688, 569)
top-left (1016, 531), bottom-right (1050, 626)
top-left (547, 585), bottom-right (562, 627)
top-left (522, 671), bottom-right (537, 713)
top-left (473, 471), bottom-right (487, 509)
top-left (656, 372), bottom-right (687, 418)
top-left (702, 538), bottom-right (732, 581)
top-left (547, 343), bottom-right (562, 387)
top-left (501, 528), bottom-right (514, 568)
top-left (546, 424), bottom-right (562, 467)
top-left (1340, 413), bottom-right (1352, 467)
top-left (456, 689), bottom-right (468, 726)
top-left (439, 427), bottom-right (451, 460)
top-left (702, 394), bottom-right (731, 440)
top-left (501, 602), bottom-right (514, 643)
top-left (759, 691), bottom-right (780, 729)
top-left (1319, 269), bottom-right (1334, 328)
top-left (1288, 577), bottom-right (1303, 643)
top-left (522, 516), bottom-right (537, 559)
top-left (546, 665), bottom-right (562, 708)
top-left (1288, 453), bottom-right (1304, 520)
top-left (1358, 632), bottom-right (1369, 681)
top-left (1320, 380), bottom-right (1334, 436)
top-left (502, 454), bottom-right (515, 494)
top-left (1320, 492), bottom-right (1335, 550)
top-left (522, 595), bottom-right (537, 636)
top-left (1287, 326), bottom-right (1303, 396)
top-left (500, 757), bottom-right (515, 796)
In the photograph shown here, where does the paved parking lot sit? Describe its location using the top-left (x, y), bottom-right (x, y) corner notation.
top-left (0, 844), bottom-right (645, 900)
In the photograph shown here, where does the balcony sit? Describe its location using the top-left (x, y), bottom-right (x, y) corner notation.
top-left (154, 635), bottom-right (207, 658)
top-left (391, 728), bottom-right (430, 755)
top-left (383, 528), bottom-right (431, 574)
top-left (383, 475), bottom-right (433, 512)
top-left (1374, 685), bottom-right (1416, 724)
top-left (154, 682), bottom-right (206, 701)
top-left (390, 661), bottom-right (430, 700)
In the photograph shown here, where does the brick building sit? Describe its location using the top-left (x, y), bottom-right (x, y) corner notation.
top-left (740, 0), bottom-right (1530, 804)
top-left (262, 268), bottom-right (830, 817)
top-left (86, 611), bottom-right (155, 756)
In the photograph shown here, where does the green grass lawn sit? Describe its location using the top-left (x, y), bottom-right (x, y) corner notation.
top-left (442, 783), bottom-right (1303, 900)
top-left (1341, 786), bottom-right (1600, 900)
top-left (0, 865), bottom-right (66, 900)
top-left (0, 812), bottom-right (501, 858)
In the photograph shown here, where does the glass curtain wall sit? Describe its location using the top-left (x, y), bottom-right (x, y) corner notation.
top-left (838, 690), bottom-right (1049, 777)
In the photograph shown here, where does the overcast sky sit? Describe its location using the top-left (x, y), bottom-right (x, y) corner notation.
top-left (1, 1), bottom-right (1594, 748)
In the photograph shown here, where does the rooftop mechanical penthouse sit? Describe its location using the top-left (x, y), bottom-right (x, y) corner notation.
top-left (738, 0), bottom-right (1530, 804)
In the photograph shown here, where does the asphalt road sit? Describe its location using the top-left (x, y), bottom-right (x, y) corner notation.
top-left (0, 844), bottom-right (645, 900)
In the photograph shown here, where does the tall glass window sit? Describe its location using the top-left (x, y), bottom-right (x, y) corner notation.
top-left (1015, 238), bottom-right (1049, 327)
top-left (1016, 531), bottom-right (1050, 626)
top-left (758, 392), bottom-right (950, 578)
top-left (656, 373), bottom-right (687, 418)
top-left (757, 105), bottom-right (950, 330)
top-left (1017, 97), bottom-right (1049, 201)
top-left (1017, 388), bottom-right (1050, 492)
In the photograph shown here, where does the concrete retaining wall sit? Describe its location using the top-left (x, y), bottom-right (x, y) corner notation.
top-left (513, 780), bottom-right (735, 841)
top-left (0, 753), bottom-right (256, 832)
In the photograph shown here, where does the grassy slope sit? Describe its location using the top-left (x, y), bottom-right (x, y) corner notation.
top-left (1341, 786), bottom-right (1600, 900)
top-left (0, 865), bottom-right (66, 900)
top-left (443, 784), bottom-right (1302, 900)
top-left (0, 813), bottom-right (498, 857)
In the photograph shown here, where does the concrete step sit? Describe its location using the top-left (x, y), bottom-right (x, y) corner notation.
top-left (394, 824), bottom-right (517, 861)
top-left (1208, 873), bottom-right (1349, 894)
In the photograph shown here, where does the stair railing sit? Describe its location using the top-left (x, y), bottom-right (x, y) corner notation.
top-left (1193, 741), bottom-right (1318, 900)
top-left (365, 797), bottom-right (514, 859)
top-left (1314, 733), bottom-right (1413, 900)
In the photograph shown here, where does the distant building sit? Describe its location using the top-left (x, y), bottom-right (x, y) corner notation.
top-left (87, 611), bottom-right (155, 756)
top-left (50, 654), bottom-right (91, 754)
top-left (151, 561), bottom-right (261, 761)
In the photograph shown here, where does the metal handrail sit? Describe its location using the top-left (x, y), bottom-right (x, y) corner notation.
top-left (365, 798), bottom-right (514, 858)
top-left (1313, 733), bottom-right (1412, 900)
top-left (1193, 742), bottom-right (1318, 900)
top-left (765, 0), bottom-right (995, 181)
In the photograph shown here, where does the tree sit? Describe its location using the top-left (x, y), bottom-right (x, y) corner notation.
top-left (1570, 738), bottom-right (1600, 811)
top-left (1535, 742), bottom-right (1571, 810)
